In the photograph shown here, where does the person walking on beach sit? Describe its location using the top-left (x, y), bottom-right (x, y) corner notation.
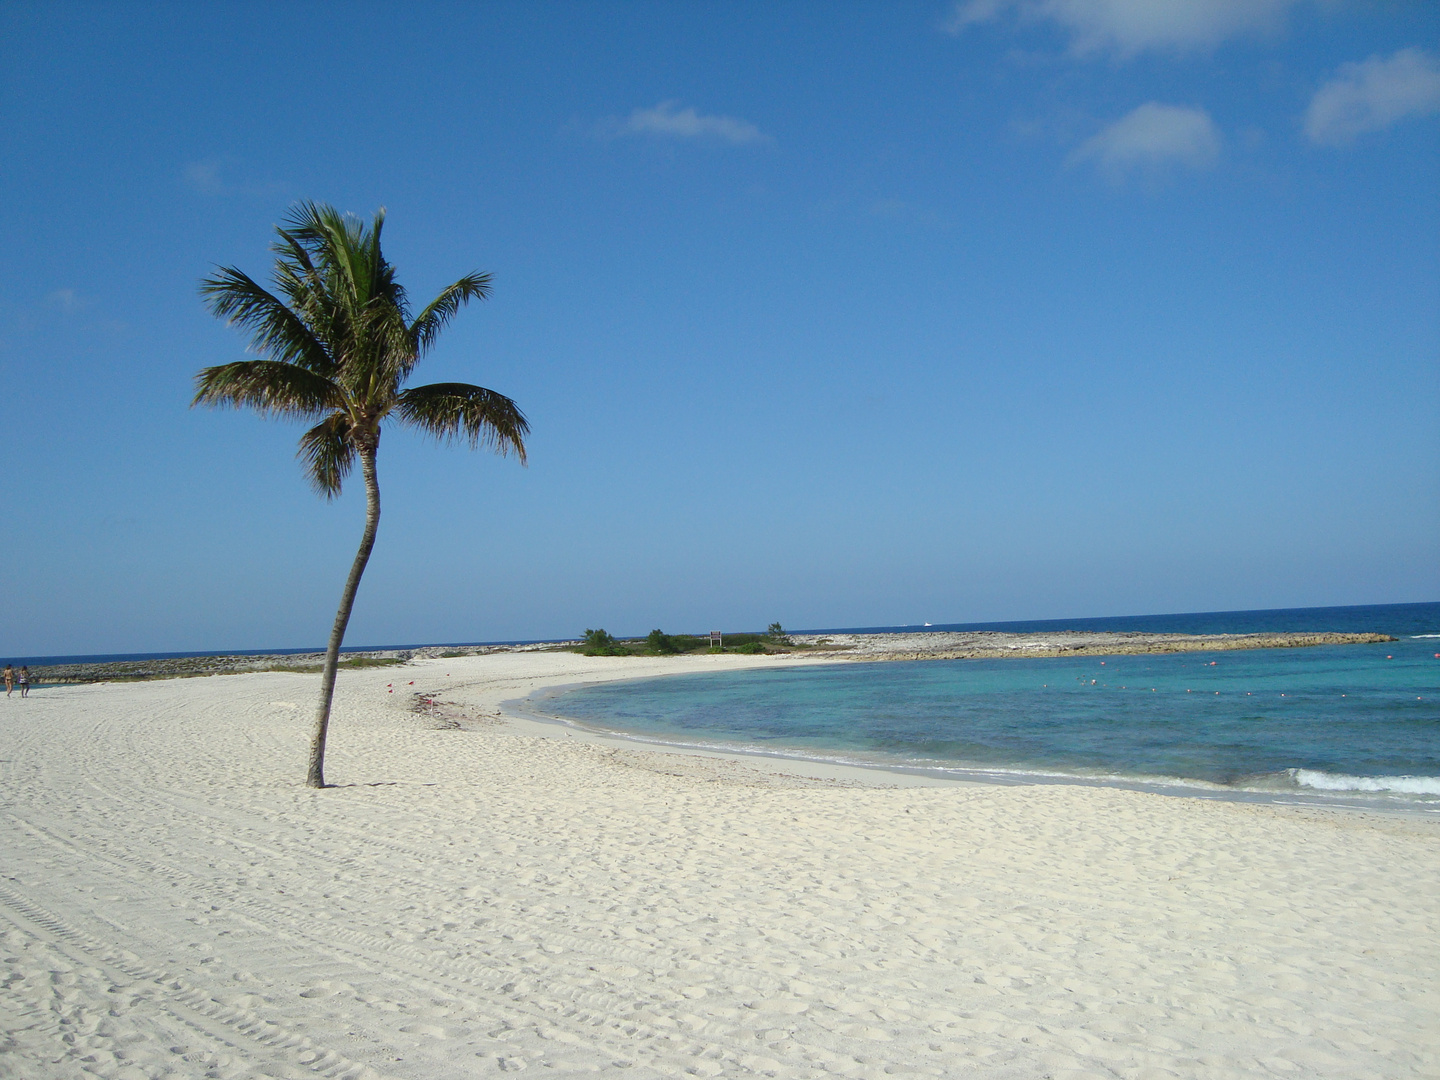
top-left (3, 664), bottom-right (12, 698)
top-left (17, 667), bottom-right (29, 698)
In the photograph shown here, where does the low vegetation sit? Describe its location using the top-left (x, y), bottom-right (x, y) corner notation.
top-left (573, 622), bottom-right (812, 657)
top-left (580, 629), bottom-right (632, 656)
top-left (250, 656), bottom-right (409, 674)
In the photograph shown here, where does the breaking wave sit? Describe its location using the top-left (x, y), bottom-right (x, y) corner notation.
top-left (1288, 769), bottom-right (1440, 795)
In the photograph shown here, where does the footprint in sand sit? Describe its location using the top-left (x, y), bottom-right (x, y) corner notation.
top-left (298, 981), bottom-right (353, 999)
top-left (400, 1021), bottom-right (469, 1039)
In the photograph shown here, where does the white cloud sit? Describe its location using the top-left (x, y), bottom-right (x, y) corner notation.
top-left (1070, 103), bottom-right (1222, 177)
top-left (946, 0), bottom-right (1010, 30)
top-left (46, 288), bottom-right (83, 311)
top-left (947, 0), bottom-right (1302, 55)
top-left (604, 101), bottom-right (770, 145)
top-left (1304, 48), bottom-right (1440, 146)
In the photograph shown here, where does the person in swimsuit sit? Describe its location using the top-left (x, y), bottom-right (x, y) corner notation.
top-left (3, 665), bottom-right (12, 697)
top-left (17, 667), bottom-right (29, 698)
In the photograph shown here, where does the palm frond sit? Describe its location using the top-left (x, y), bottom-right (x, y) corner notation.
top-left (283, 202), bottom-right (386, 310)
top-left (297, 412), bottom-right (357, 498)
top-left (394, 382), bottom-right (528, 462)
top-left (353, 294), bottom-right (414, 389)
top-left (275, 203), bottom-right (415, 394)
top-left (198, 203), bottom-right (525, 502)
top-left (271, 229), bottom-right (329, 311)
top-left (410, 273), bottom-right (492, 355)
top-left (199, 267), bottom-right (334, 375)
top-left (192, 360), bottom-right (343, 418)
top-left (272, 233), bottom-right (352, 381)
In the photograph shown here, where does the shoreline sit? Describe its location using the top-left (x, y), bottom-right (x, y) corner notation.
top-left (499, 656), bottom-right (1439, 817)
top-left (23, 633), bottom-right (1428, 813)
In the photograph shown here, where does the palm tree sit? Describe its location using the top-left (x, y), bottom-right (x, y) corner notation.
top-left (194, 202), bottom-right (528, 788)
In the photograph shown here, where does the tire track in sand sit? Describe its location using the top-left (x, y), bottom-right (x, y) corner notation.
top-left (0, 881), bottom-right (400, 1080)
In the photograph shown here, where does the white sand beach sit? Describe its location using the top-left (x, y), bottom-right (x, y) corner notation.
top-left (2, 651), bottom-right (1436, 1079)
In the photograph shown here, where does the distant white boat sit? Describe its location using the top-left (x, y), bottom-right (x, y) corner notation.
top-left (924, 622), bottom-right (932, 627)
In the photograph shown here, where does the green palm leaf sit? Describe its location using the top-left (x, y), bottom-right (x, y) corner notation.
top-left (297, 413), bottom-right (357, 498)
top-left (410, 273), bottom-right (492, 354)
top-left (199, 267), bottom-right (335, 375)
top-left (394, 382), bottom-right (529, 461)
top-left (192, 360), bottom-right (343, 419)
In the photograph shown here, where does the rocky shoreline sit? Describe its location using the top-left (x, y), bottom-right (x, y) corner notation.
top-left (27, 630), bottom-right (1396, 683)
top-left (793, 629), bottom-right (1396, 661)
top-left (25, 641), bottom-right (562, 684)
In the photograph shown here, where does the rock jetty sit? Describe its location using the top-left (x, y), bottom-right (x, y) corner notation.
top-left (27, 642), bottom-right (563, 684)
top-left (792, 630), bottom-right (1396, 661)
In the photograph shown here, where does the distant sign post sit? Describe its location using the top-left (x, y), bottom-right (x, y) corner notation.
top-left (709, 631), bottom-right (723, 650)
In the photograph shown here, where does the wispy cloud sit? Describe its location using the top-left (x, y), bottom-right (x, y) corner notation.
top-left (184, 159), bottom-right (226, 194)
top-left (1304, 48), bottom-right (1440, 146)
top-left (1070, 103), bottom-right (1221, 178)
top-left (946, 0), bottom-right (1302, 56)
top-left (182, 158), bottom-right (286, 197)
top-left (46, 288), bottom-right (84, 311)
top-left (600, 101), bottom-right (770, 146)
top-left (946, 0), bottom-right (1009, 32)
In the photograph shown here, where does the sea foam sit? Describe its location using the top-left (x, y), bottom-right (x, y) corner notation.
top-left (1290, 769), bottom-right (1440, 795)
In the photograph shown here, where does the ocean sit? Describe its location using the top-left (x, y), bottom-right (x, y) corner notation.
top-left (540, 602), bottom-right (1440, 812)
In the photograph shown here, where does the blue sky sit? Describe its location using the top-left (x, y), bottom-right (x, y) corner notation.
top-left (2, 1), bottom-right (1437, 655)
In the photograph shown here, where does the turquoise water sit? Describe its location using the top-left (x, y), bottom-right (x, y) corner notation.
top-left (542, 604), bottom-right (1440, 810)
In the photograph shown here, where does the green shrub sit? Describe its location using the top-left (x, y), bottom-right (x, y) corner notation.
top-left (640, 631), bottom-right (708, 654)
top-left (646, 629), bottom-right (680, 654)
top-left (735, 641), bottom-right (768, 654)
top-left (766, 621), bottom-right (793, 646)
top-left (580, 628), bottom-right (632, 656)
top-left (713, 632), bottom-right (763, 649)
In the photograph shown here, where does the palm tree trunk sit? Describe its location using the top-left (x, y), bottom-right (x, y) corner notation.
top-left (307, 440), bottom-right (381, 788)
